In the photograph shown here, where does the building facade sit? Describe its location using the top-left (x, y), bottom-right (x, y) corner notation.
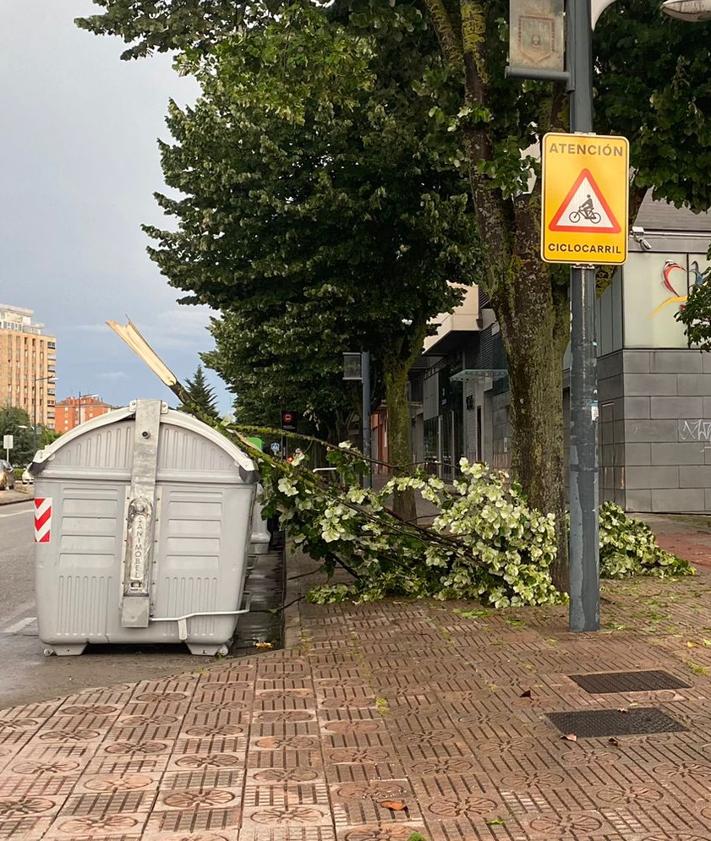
top-left (409, 195), bottom-right (711, 514)
top-left (596, 195), bottom-right (711, 512)
top-left (54, 395), bottom-right (113, 432)
top-left (0, 305), bottom-right (56, 428)
top-left (408, 285), bottom-right (509, 481)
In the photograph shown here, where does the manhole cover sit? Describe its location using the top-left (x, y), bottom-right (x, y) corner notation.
top-left (546, 707), bottom-right (686, 737)
top-left (569, 670), bottom-right (690, 694)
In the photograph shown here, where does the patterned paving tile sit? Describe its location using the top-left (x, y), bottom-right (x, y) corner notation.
top-left (330, 779), bottom-right (420, 828)
top-left (241, 803), bottom-right (332, 830)
top-left (44, 811), bottom-right (148, 838)
top-left (3, 558), bottom-right (711, 840)
top-left (334, 824), bottom-right (427, 841)
top-left (144, 805), bottom-right (241, 835)
top-left (238, 828), bottom-right (337, 841)
top-left (0, 816), bottom-right (55, 841)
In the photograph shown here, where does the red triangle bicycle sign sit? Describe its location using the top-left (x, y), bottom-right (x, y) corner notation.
top-left (548, 168), bottom-right (621, 234)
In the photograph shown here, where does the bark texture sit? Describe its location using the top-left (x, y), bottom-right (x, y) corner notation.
top-left (383, 325), bottom-right (426, 523)
top-left (495, 270), bottom-right (570, 587)
top-left (384, 360), bottom-right (417, 522)
top-left (421, 0), bottom-right (571, 589)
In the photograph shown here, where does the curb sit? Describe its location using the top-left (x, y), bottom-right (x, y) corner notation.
top-left (283, 541), bottom-right (303, 650)
top-left (0, 494), bottom-right (34, 508)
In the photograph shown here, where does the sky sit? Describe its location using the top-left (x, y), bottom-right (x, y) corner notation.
top-left (0, 0), bottom-right (233, 413)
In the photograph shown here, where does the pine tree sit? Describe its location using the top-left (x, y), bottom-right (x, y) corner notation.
top-left (180, 364), bottom-right (219, 419)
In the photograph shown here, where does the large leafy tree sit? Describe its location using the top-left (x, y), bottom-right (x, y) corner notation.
top-left (135, 3), bottom-right (475, 517)
top-left (205, 307), bottom-right (361, 440)
top-left (79, 0), bottom-right (711, 585)
top-left (76, 0), bottom-right (249, 59)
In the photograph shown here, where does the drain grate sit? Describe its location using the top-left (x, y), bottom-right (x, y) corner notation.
top-left (569, 670), bottom-right (690, 694)
top-left (546, 707), bottom-right (686, 737)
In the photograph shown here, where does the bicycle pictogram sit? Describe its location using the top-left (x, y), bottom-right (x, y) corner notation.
top-left (568, 194), bottom-right (601, 225)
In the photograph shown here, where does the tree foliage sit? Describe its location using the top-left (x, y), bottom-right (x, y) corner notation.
top-left (595, 0), bottom-right (711, 214)
top-left (141, 2), bottom-right (476, 457)
top-left (252, 445), bottom-right (692, 606)
top-left (205, 310), bottom-right (360, 438)
top-left (179, 364), bottom-right (219, 419)
top-left (599, 502), bottom-right (692, 578)
top-left (79, 0), bottom-right (711, 586)
top-left (0, 406), bottom-right (36, 466)
top-left (78, 0), bottom-right (711, 213)
top-left (75, 0), bottom-right (249, 60)
top-left (676, 275), bottom-right (711, 350)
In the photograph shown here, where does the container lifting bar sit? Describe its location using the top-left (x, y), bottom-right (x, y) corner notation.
top-left (151, 594), bottom-right (252, 641)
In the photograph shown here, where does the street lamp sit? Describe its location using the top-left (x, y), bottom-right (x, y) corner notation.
top-left (661, 0), bottom-right (711, 19)
top-left (564, 0), bottom-right (706, 632)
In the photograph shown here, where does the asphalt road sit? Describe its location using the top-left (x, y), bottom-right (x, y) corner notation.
top-left (0, 498), bottom-right (283, 709)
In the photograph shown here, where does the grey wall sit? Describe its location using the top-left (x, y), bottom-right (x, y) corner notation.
top-left (596, 268), bottom-right (624, 356)
top-left (622, 349), bottom-right (711, 512)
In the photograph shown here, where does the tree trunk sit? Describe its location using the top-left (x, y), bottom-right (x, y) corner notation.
top-left (422, 0), bottom-right (574, 591)
top-left (494, 199), bottom-right (570, 591)
top-left (383, 361), bottom-right (417, 523)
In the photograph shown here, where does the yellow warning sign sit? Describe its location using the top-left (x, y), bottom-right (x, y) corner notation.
top-left (541, 132), bottom-right (629, 265)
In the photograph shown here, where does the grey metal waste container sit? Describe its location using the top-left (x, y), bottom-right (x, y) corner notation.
top-left (31, 399), bottom-right (256, 656)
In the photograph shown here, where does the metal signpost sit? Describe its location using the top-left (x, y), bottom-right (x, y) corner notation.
top-left (3, 435), bottom-right (13, 462)
top-left (541, 131), bottom-right (628, 629)
top-left (509, 0), bottom-right (630, 631)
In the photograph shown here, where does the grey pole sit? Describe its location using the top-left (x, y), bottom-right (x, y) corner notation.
top-left (361, 352), bottom-right (372, 489)
top-left (568, 0), bottom-right (600, 631)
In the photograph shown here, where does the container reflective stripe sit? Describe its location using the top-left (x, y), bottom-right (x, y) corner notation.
top-left (34, 497), bottom-right (52, 543)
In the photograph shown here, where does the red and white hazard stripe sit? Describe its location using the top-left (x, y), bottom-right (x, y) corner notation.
top-left (34, 498), bottom-right (52, 544)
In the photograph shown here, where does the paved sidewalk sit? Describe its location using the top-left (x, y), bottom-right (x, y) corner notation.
top-left (642, 513), bottom-right (711, 569)
top-left (2, 560), bottom-right (711, 839)
top-left (0, 488), bottom-right (32, 506)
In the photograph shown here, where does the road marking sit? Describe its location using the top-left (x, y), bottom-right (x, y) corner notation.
top-left (1, 600), bottom-right (35, 627)
top-left (0, 506), bottom-right (34, 518)
top-left (3, 616), bottom-right (36, 634)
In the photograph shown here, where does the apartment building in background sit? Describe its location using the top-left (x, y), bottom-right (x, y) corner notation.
top-left (54, 395), bottom-right (113, 432)
top-left (0, 305), bottom-right (56, 428)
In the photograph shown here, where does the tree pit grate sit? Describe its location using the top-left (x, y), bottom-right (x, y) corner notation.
top-left (568, 669), bottom-right (690, 695)
top-left (546, 707), bottom-right (686, 738)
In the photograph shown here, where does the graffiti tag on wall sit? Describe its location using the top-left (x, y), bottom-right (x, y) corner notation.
top-left (679, 419), bottom-right (711, 442)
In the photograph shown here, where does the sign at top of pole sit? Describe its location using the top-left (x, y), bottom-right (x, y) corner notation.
top-left (541, 132), bottom-right (629, 266)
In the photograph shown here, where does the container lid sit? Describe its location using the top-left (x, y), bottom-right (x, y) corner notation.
top-left (30, 401), bottom-right (256, 479)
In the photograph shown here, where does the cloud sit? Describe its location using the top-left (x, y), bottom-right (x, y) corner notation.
top-left (74, 323), bottom-right (109, 334)
top-left (0, 2), bottom-right (228, 413)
